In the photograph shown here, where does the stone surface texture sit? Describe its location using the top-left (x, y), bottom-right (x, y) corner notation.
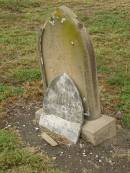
top-left (39, 114), bottom-right (82, 144)
top-left (38, 73), bottom-right (83, 143)
top-left (82, 115), bottom-right (116, 146)
top-left (43, 73), bottom-right (83, 123)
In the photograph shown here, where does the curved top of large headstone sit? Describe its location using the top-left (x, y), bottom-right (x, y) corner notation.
top-left (40, 5), bottom-right (101, 120)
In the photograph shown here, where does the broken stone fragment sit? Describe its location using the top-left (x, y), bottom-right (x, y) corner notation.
top-left (39, 73), bottom-right (84, 143)
top-left (41, 132), bottom-right (58, 146)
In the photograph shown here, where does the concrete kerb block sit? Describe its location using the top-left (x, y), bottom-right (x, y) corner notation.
top-left (82, 115), bottom-right (116, 146)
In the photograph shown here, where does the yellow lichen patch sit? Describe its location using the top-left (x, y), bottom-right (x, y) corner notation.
top-left (62, 20), bottom-right (81, 41)
top-left (61, 19), bottom-right (86, 58)
top-left (53, 8), bottom-right (64, 20)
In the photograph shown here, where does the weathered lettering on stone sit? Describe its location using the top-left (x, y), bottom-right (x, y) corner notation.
top-left (39, 73), bottom-right (83, 143)
top-left (43, 73), bottom-right (83, 123)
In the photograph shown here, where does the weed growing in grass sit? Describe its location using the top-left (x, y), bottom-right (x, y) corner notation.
top-left (122, 115), bottom-right (130, 128)
top-left (108, 73), bottom-right (130, 86)
top-left (120, 85), bottom-right (130, 111)
top-left (97, 65), bottom-right (111, 74)
top-left (108, 71), bottom-right (130, 128)
top-left (0, 84), bottom-right (24, 101)
top-left (13, 69), bottom-right (41, 83)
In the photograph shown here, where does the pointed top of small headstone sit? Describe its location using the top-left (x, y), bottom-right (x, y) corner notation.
top-left (59, 5), bottom-right (77, 20)
top-left (43, 73), bottom-right (83, 124)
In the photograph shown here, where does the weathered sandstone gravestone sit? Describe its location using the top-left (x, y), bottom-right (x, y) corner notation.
top-left (36, 6), bottom-right (116, 145)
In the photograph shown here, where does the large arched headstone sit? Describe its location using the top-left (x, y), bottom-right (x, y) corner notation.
top-left (38, 5), bottom-right (100, 120)
top-left (36, 6), bottom-right (116, 145)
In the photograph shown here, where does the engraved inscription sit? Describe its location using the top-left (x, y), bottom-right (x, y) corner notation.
top-left (43, 73), bottom-right (83, 124)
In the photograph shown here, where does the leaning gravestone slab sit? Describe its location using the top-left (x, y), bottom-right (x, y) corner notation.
top-left (39, 73), bottom-right (83, 143)
top-left (38, 5), bottom-right (100, 120)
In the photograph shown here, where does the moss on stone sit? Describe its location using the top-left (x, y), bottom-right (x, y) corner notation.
top-left (54, 8), bottom-right (64, 20)
top-left (46, 8), bottom-right (86, 64)
top-left (61, 19), bottom-right (85, 56)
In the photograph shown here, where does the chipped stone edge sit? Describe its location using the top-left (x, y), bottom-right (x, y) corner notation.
top-left (82, 115), bottom-right (117, 146)
top-left (35, 108), bottom-right (81, 144)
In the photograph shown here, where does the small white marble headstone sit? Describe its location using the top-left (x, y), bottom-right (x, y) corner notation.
top-left (39, 73), bottom-right (83, 143)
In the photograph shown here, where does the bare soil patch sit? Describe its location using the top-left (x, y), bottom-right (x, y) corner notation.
top-left (1, 98), bottom-right (130, 173)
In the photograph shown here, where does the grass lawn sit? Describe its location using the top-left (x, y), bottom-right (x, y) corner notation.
top-left (0, 0), bottom-right (130, 172)
top-left (0, 129), bottom-right (61, 173)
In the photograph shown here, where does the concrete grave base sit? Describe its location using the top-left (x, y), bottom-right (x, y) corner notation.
top-left (35, 108), bottom-right (82, 144)
top-left (36, 109), bottom-right (116, 146)
top-left (82, 115), bottom-right (116, 146)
